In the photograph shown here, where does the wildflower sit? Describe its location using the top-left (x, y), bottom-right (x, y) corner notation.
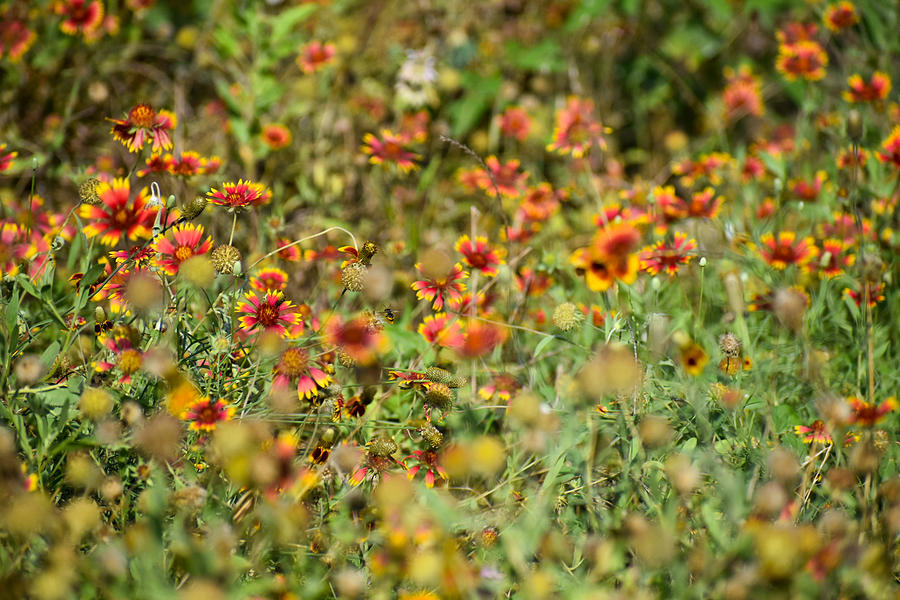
top-left (547, 96), bottom-right (607, 158)
top-left (309, 446), bottom-right (331, 464)
top-left (455, 319), bottom-right (508, 359)
top-left (836, 145), bottom-right (867, 170)
top-left (776, 22), bottom-right (818, 45)
top-left (877, 126), bottom-right (900, 169)
top-left (788, 171), bottom-right (826, 202)
top-left (478, 373), bottom-right (520, 403)
top-left (95, 331), bottom-right (144, 385)
top-left (0, 144), bottom-right (16, 173)
top-left (813, 239), bottom-right (855, 277)
top-left (639, 232), bottom-right (697, 276)
top-left (820, 211), bottom-right (871, 244)
top-left (324, 314), bottom-right (388, 365)
top-left (297, 40), bottom-right (336, 74)
top-left (405, 449), bottom-right (448, 487)
top-left (594, 222), bottom-right (642, 258)
top-left (400, 110), bottom-right (430, 143)
top-left (455, 235), bottom-right (505, 277)
top-left (722, 66), bottom-right (765, 121)
top-left (361, 130), bottom-right (419, 171)
top-left (54, 0), bottom-right (104, 36)
top-left (78, 178), bottom-right (157, 246)
top-left (552, 302), bottom-right (583, 331)
top-left (273, 346), bottom-right (332, 401)
top-left (261, 124), bottom-right (292, 149)
top-left (79, 387), bottom-right (114, 420)
top-left (183, 398), bottom-right (234, 432)
top-left (843, 283), bottom-right (885, 307)
top-left (168, 151), bottom-right (207, 177)
top-left (824, 2), bottom-right (858, 32)
top-left (418, 313), bottom-right (464, 348)
top-left (395, 49), bottom-right (438, 107)
top-left (136, 153), bottom-right (173, 177)
top-left (350, 451), bottom-right (404, 486)
top-left (758, 232), bottom-right (818, 269)
top-left (776, 41), bottom-right (828, 82)
top-left (0, 19), bottom-right (36, 62)
top-left (236, 291), bottom-right (301, 338)
top-left (388, 369), bottom-right (430, 389)
top-left (570, 243), bottom-right (637, 292)
top-left (411, 262), bottom-right (468, 311)
top-left (276, 237), bottom-right (302, 261)
top-left (680, 342), bottom-right (708, 376)
top-left (518, 183), bottom-right (562, 222)
top-left (341, 262), bottom-right (366, 292)
top-left (207, 179), bottom-right (269, 210)
top-left (515, 267), bottom-right (553, 296)
top-left (846, 396), bottom-right (896, 427)
top-left (742, 155), bottom-right (766, 182)
top-left (671, 153), bottom-right (732, 187)
top-left (249, 267), bottom-right (288, 293)
top-left (795, 420), bottom-right (832, 444)
top-left (210, 244), bottom-right (241, 274)
top-left (498, 106), bottom-right (532, 141)
top-left (425, 382), bottom-right (454, 413)
top-left (152, 223), bottom-right (213, 276)
top-left (107, 103), bottom-right (176, 153)
top-left (477, 156), bottom-right (529, 198)
top-left (843, 72), bottom-right (891, 103)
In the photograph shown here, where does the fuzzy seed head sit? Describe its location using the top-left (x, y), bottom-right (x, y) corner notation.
top-left (552, 302), bottom-right (584, 331)
top-left (341, 262), bottom-right (366, 292)
top-left (718, 332), bottom-right (742, 357)
top-left (79, 178), bottom-right (102, 205)
top-left (425, 382), bottom-right (454, 411)
top-left (80, 387), bottom-right (114, 420)
top-left (367, 436), bottom-right (398, 457)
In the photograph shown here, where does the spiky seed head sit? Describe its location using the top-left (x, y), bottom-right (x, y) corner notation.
top-left (210, 245), bottom-right (242, 274)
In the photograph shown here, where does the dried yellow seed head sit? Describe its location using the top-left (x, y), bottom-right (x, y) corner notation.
top-left (425, 382), bottom-right (454, 411)
top-left (341, 262), bottom-right (366, 292)
top-left (80, 387), bottom-right (114, 420)
top-left (552, 302), bottom-right (584, 331)
top-left (79, 178), bottom-right (102, 205)
top-left (210, 245), bottom-right (242, 275)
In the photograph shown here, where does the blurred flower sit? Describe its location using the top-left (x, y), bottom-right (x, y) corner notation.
top-left (877, 125), bottom-right (900, 169)
top-left (812, 239), bottom-right (854, 277)
top-left (136, 153), bottom-right (173, 177)
top-left (455, 319), bottom-right (508, 358)
top-left (297, 40), bottom-right (336, 74)
top-left (547, 96), bottom-right (607, 158)
top-left (350, 451), bottom-right (404, 486)
top-left (824, 2), bottom-right (858, 32)
top-left (54, 0), bottom-right (104, 36)
top-left (795, 420), bottom-right (833, 445)
top-left (324, 314), bottom-right (388, 364)
top-left (515, 267), bottom-right (553, 296)
top-left (183, 398), bottom-right (234, 432)
top-left (405, 449), bottom-right (447, 488)
top-left (843, 282), bottom-right (885, 307)
top-left (478, 373), bottom-right (520, 403)
top-left (758, 232), bottom-right (818, 269)
top-left (0, 19), bottom-right (35, 62)
top-left (168, 151), bottom-right (209, 176)
top-left (836, 145), bottom-right (867, 169)
top-left (570, 243), bottom-right (636, 292)
top-left (418, 313), bottom-right (464, 348)
top-left (671, 153), bottom-right (732, 187)
top-left (276, 237), bottom-right (302, 261)
top-left (362, 130), bottom-right (419, 171)
top-left (95, 332), bottom-right (144, 385)
top-left (474, 156), bottom-right (529, 198)
top-left (843, 72), bottom-right (890, 103)
top-left (776, 41), bottom-right (828, 81)
top-left (400, 110), bottom-right (430, 143)
top-left (107, 103), bottom-right (176, 153)
top-left (78, 178), bottom-right (157, 246)
top-left (236, 291), bottom-right (301, 338)
top-left (455, 235), bottom-right (504, 277)
top-left (249, 267), bottom-right (289, 293)
top-left (639, 232), bottom-right (697, 276)
top-left (273, 346), bottom-right (331, 401)
top-left (518, 183), bottom-right (562, 222)
top-left (846, 396), bottom-right (896, 427)
top-left (498, 106), bottom-right (532, 141)
top-left (395, 49), bottom-right (437, 107)
top-left (789, 171), bottom-right (826, 201)
top-left (0, 143), bottom-right (15, 172)
top-left (722, 65), bottom-right (764, 121)
top-left (261, 124), bottom-right (292, 149)
top-left (152, 223), bottom-right (213, 276)
top-left (411, 262), bottom-right (468, 311)
top-left (680, 342), bottom-right (708, 376)
top-left (207, 179), bottom-right (270, 210)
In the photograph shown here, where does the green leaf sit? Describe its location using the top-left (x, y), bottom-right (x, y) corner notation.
top-left (269, 4), bottom-right (318, 47)
top-left (447, 72), bottom-right (501, 137)
top-left (40, 342), bottom-right (60, 370)
top-left (505, 39), bottom-right (565, 73)
top-left (5, 286), bottom-right (20, 337)
top-left (533, 334), bottom-right (556, 358)
top-left (681, 437), bottom-right (697, 452)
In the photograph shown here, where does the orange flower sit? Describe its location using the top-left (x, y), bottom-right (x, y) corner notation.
top-left (843, 72), bottom-right (891, 103)
top-left (776, 41), bottom-right (828, 82)
top-left (639, 232), bottom-right (697, 276)
top-left (418, 313), bottom-right (464, 348)
top-left (812, 239), bottom-right (854, 277)
top-left (570, 243), bottom-right (638, 292)
top-left (455, 319), bottom-right (508, 359)
top-left (498, 106), bottom-right (532, 141)
top-left (722, 66), bottom-right (764, 121)
top-left (0, 18), bottom-right (35, 62)
top-left (54, 0), bottom-right (104, 36)
top-left (183, 398), bottom-right (235, 432)
top-left (261, 124), bottom-right (292, 149)
top-left (547, 96), bottom-right (607, 158)
top-left (455, 235), bottom-right (505, 277)
top-left (824, 2), bottom-right (858, 32)
top-left (758, 232), bottom-right (818, 269)
top-left (324, 314), bottom-right (388, 365)
top-left (297, 40), bottom-right (336, 74)
top-left (362, 130), bottom-right (419, 171)
top-left (846, 396), bottom-right (896, 427)
top-left (877, 126), bottom-right (900, 169)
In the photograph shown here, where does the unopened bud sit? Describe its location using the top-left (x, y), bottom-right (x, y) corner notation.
top-left (181, 196), bottom-right (208, 221)
top-left (847, 109), bottom-right (863, 143)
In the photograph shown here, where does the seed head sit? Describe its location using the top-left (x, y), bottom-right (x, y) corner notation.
top-left (359, 241), bottom-right (378, 266)
top-left (341, 262), bottom-right (366, 292)
top-left (425, 366), bottom-right (452, 384)
top-left (425, 382), bottom-right (454, 411)
top-left (718, 332), bottom-right (742, 357)
top-left (367, 436), bottom-right (398, 457)
top-left (447, 373), bottom-right (467, 389)
top-left (181, 196), bottom-right (208, 221)
top-left (419, 423), bottom-right (444, 448)
top-left (552, 302), bottom-right (584, 331)
top-left (210, 245), bottom-right (242, 275)
top-left (80, 387), bottom-right (114, 420)
top-left (79, 178), bottom-right (102, 205)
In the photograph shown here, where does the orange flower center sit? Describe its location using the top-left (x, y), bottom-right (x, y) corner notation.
top-left (256, 303), bottom-right (281, 327)
top-left (113, 209), bottom-right (130, 226)
top-left (278, 347), bottom-right (309, 377)
top-left (195, 402), bottom-right (219, 424)
top-left (129, 104), bottom-right (156, 129)
top-left (118, 349), bottom-right (142, 374)
top-left (174, 246), bottom-right (193, 262)
top-left (468, 252), bottom-right (488, 268)
top-left (226, 192), bottom-right (244, 206)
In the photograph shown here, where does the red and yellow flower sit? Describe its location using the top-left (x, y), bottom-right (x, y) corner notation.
top-left (0, 19), bottom-right (36, 62)
top-left (108, 103), bottom-right (176, 153)
top-left (722, 66), bottom-right (764, 121)
top-left (236, 291), bottom-right (301, 338)
top-left (455, 235), bottom-right (505, 277)
top-left (207, 179), bottom-right (270, 210)
top-left (411, 262), bottom-right (468, 312)
top-left (362, 130), bottom-right (419, 171)
top-left (877, 126), bottom-right (900, 169)
top-left (794, 420), bottom-right (833, 445)
top-left (498, 106), bottom-right (532, 141)
top-left (846, 396), bottom-right (896, 427)
top-left (547, 96), bottom-right (607, 158)
top-left (273, 346), bottom-right (332, 401)
top-left (418, 313), bottom-right (464, 348)
top-left (788, 171), bottom-right (827, 202)
top-left (824, 2), bottom-right (858, 32)
top-left (54, 0), bottom-right (104, 36)
top-left (836, 145), bottom-right (867, 170)
top-left (812, 239), bottom-right (855, 277)
top-left (261, 124), bottom-right (292, 150)
top-left (152, 223), bottom-right (213, 276)
top-left (570, 242), bottom-right (638, 293)
top-left (776, 41), bottom-right (828, 82)
top-left (183, 397), bottom-right (235, 431)
top-left (0, 143), bottom-right (15, 172)
top-left (639, 232), bottom-right (697, 276)
top-left (250, 267), bottom-right (289, 293)
top-left (758, 232), bottom-right (818, 269)
top-left (843, 72), bottom-right (891, 103)
top-left (324, 314), bottom-right (388, 365)
top-left (455, 319), bottom-right (508, 359)
top-left (297, 40), bottom-right (336, 74)
top-left (405, 449), bottom-right (448, 488)
top-left (78, 178), bottom-right (157, 246)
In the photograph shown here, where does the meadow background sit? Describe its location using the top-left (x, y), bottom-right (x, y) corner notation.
top-left (1, 0), bottom-right (899, 598)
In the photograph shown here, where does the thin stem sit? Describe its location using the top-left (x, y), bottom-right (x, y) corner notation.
top-left (246, 226), bottom-right (358, 273)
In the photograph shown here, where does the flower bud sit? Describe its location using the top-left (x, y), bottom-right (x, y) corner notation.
top-left (846, 109), bottom-right (863, 143)
top-left (181, 196), bottom-right (208, 221)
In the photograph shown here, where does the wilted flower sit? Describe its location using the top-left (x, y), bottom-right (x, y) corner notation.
top-left (107, 103), bottom-right (176, 153)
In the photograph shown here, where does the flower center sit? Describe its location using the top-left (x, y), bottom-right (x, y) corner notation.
top-left (114, 209), bottom-right (130, 226)
top-left (772, 245), bottom-right (797, 263)
top-left (468, 252), bottom-right (488, 268)
top-left (174, 246), bottom-right (193, 262)
top-left (256, 303), bottom-right (280, 327)
top-left (278, 347), bottom-right (309, 378)
top-left (118, 349), bottom-right (142, 374)
top-left (129, 104), bottom-right (156, 129)
top-left (226, 192), bottom-right (245, 206)
top-left (196, 402), bottom-right (219, 424)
